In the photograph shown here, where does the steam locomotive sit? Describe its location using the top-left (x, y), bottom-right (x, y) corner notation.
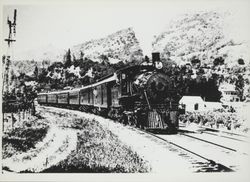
top-left (37, 53), bottom-right (180, 132)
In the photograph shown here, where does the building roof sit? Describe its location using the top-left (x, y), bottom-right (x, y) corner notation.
top-left (179, 96), bottom-right (204, 104)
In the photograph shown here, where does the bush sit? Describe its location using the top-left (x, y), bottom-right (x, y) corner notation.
top-left (179, 111), bottom-right (247, 131)
top-left (2, 126), bottom-right (49, 158)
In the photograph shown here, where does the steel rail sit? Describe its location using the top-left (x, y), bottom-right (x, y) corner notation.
top-left (136, 128), bottom-right (234, 172)
top-left (199, 126), bottom-right (248, 138)
top-left (202, 131), bottom-right (248, 143)
top-left (180, 133), bottom-right (237, 152)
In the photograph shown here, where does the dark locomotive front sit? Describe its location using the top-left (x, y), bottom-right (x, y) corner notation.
top-left (117, 53), bottom-right (179, 132)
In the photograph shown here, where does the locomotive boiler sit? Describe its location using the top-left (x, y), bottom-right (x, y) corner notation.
top-left (37, 53), bottom-right (180, 133)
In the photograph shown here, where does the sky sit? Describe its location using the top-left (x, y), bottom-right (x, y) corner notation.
top-left (1, 0), bottom-right (250, 60)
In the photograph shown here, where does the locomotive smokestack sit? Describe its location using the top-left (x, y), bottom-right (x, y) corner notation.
top-left (152, 52), bottom-right (160, 65)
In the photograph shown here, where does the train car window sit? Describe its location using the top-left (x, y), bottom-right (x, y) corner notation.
top-left (93, 88), bottom-right (97, 98)
top-left (88, 89), bottom-right (90, 104)
top-left (91, 89), bottom-right (94, 104)
top-left (194, 103), bottom-right (199, 110)
top-left (101, 85), bottom-right (104, 105)
top-left (121, 77), bottom-right (129, 95)
top-left (103, 84), bottom-right (107, 105)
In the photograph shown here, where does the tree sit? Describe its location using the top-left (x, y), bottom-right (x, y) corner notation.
top-left (34, 66), bottom-right (39, 80)
top-left (238, 58), bottom-right (245, 65)
top-left (80, 51), bottom-right (84, 60)
top-left (64, 49), bottom-right (72, 68)
top-left (235, 75), bottom-right (245, 101)
top-left (191, 58), bottom-right (201, 67)
top-left (99, 54), bottom-right (109, 65)
top-left (38, 68), bottom-right (49, 83)
top-left (213, 57), bottom-right (224, 66)
top-left (73, 55), bottom-right (80, 67)
top-left (42, 60), bottom-right (50, 69)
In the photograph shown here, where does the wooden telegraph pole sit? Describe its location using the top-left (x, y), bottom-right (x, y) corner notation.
top-left (3, 9), bottom-right (17, 132)
top-left (3, 9), bottom-right (17, 93)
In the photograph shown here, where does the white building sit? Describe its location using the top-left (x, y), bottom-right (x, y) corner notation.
top-left (179, 96), bottom-right (205, 112)
top-left (204, 101), bottom-right (223, 111)
top-left (179, 96), bottom-right (223, 112)
top-left (219, 83), bottom-right (240, 102)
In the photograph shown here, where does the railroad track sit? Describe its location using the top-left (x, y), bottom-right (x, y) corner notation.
top-left (135, 128), bottom-right (236, 172)
top-left (200, 126), bottom-right (249, 140)
top-left (200, 126), bottom-right (249, 138)
top-left (179, 125), bottom-right (249, 146)
top-left (179, 123), bottom-right (249, 138)
top-left (179, 133), bottom-right (238, 152)
top-left (200, 130), bottom-right (248, 143)
top-left (179, 126), bottom-right (250, 154)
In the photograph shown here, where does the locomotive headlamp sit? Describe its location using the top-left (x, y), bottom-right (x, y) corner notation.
top-left (155, 61), bottom-right (163, 69)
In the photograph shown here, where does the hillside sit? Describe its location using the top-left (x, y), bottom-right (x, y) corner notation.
top-left (70, 27), bottom-right (143, 63)
top-left (5, 27), bottom-right (143, 88)
top-left (8, 60), bottom-right (50, 77)
top-left (13, 27), bottom-right (143, 65)
top-left (152, 11), bottom-right (250, 66)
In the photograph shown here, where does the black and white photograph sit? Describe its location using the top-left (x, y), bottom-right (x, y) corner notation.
top-left (1, 0), bottom-right (250, 181)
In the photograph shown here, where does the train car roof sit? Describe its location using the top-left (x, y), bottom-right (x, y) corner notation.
top-left (91, 74), bottom-right (117, 87)
top-left (37, 74), bottom-right (117, 96)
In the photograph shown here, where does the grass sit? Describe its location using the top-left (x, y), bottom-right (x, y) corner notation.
top-left (2, 113), bottom-right (49, 159)
top-left (39, 113), bottom-right (151, 173)
top-left (6, 107), bottom-right (151, 173)
top-left (2, 126), bottom-right (49, 159)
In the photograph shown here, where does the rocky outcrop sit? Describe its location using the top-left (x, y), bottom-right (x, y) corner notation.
top-left (70, 27), bottom-right (143, 63)
top-left (152, 11), bottom-right (250, 66)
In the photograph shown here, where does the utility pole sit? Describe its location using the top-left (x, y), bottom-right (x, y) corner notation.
top-left (3, 9), bottom-right (17, 132)
top-left (3, 9), bottom-right (17, 94)
top-left (4, 9), bottom-right (17, 46)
